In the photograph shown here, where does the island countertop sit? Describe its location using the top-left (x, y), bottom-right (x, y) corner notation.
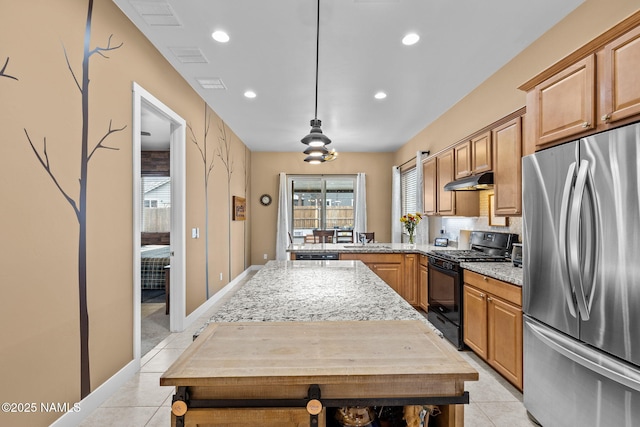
top-left (198, 260), bottom-right (440, 333)
top-left (165, 260), bottom-right (478, 427)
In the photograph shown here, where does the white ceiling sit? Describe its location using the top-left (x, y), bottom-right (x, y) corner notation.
top-left (119, 0), bottom-right (584, 153)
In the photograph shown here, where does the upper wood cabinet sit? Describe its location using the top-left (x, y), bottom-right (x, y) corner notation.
top-left (493, 117), bottom-right (522, 215)
top-left (454, 142), bottom-right (472, 179)
top-left (437, 149), bottom-right (456, 215)
top-left (423, 157), bottom-right (437, 216)
top-left (423, 149), bottom-right (479, 217)
top-left (600, 25), bottom-right (640, 125)
top-left (471, 132), bottom-right (492, 173)
top-left (454, 133), bottom-right (492, 179)
top-left (521, 13), bottom-right (640, 153)
top-left (533, 55), bottom-right (596, 148)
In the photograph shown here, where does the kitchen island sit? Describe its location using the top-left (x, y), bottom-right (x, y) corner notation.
top-left (162, 260), bottom-right (478, 427)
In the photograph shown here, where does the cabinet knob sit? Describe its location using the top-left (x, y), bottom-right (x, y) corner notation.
top-left (487, 297), bottom-right (493, 302)
top-left (480, 293), bottom-right (485, 298)
top-left (483, 276), bottom-right (488, 281)
top-left (601, 114), bottom-right (611, 123)
top-left (581, 122), bottom-right (591, 128)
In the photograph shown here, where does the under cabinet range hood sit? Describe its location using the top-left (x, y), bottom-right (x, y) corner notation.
top-left (444, 172), bottom-right (494, 191)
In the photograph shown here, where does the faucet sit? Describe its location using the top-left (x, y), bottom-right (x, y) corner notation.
top-left (360, 234), bottom-right (366, 245)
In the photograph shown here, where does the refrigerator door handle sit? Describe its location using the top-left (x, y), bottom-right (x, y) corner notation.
top-left (559, 161), bottom-right (578, 318)
top-left (569, 159), bottom-right (591, 321)
top-left (527, 319), bottom-right (640, 393)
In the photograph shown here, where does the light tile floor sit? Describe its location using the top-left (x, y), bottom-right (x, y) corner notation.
top-left (79, 272), bottom-right (538, 427)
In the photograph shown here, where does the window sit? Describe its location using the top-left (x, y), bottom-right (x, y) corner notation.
top-left (401, 167), bottom-right (417, 216)
top-left (141, 176), bottom-right (171, 232)
top-left (288, 176), bottom-right (355, 243)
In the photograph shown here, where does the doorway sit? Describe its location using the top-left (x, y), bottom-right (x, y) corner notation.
top-left (132, 83), bottom-right (186, 360)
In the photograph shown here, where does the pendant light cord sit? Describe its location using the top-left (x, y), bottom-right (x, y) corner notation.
top-left (314, 0), bottom-right (320, 120)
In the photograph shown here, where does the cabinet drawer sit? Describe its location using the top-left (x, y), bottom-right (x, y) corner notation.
top-left (464, 270), bottom-right (521, 306)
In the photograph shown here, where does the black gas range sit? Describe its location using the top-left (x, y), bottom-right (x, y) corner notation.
top-left (427, 231), bottom-right (518, 350)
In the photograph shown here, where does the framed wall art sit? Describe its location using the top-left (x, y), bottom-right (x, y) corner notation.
top-left (233, 196), bottom-right (246, 221)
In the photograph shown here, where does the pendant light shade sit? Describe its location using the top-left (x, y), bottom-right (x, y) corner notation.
top-left (300, 0), bottom-right (337, 164)
top-left (301, 119), bottom-right (331, 147)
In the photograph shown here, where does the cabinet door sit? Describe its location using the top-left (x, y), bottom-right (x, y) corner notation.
top-left (402, 254), bottom-right (418, 306)
top-left (534, 55), bottom-right (595, 147)
top-left (371, 263), bottom-right (403, 296)
top-left (487, 296), bottom-right (523, 390)
top-left (601, 26), bottom-right (640, 124)
top-left (454, 141), bottom-right (472, 179)
top-left (423, 157), bottom-right (437, 215)
top-left (493, 117), bottom-right (522, 216)
top-left (463, 285), bottom-right (488, 359)
top-left (437, 149), bottom-right (455, 215)
top-left (418, 260), bottom-right (428, 312)
top-left (471, 132), bottom-right (492, 173)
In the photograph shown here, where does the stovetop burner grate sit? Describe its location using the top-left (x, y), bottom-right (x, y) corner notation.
top-left (430, 249), bottom-right (508, 262)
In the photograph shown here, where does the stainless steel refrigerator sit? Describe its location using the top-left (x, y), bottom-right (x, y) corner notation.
top-left (522, 122), bottom-right (640, 426)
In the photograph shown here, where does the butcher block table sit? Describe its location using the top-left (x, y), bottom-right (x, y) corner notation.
top-left (161, 261), bottom-right (478, 427)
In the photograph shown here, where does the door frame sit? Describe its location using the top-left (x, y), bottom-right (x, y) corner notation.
top-left (132, 82), bottom-right (186, 360)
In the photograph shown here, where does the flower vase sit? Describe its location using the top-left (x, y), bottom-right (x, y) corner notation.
top-left (409, 232), bottom-right (415, 244)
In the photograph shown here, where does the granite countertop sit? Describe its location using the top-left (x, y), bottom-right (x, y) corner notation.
top-left (288, 242), bottom-right (439, 254)
top-left (196, 259), bottom-right (441, 337)
top-left (288, 243), bottom-right (523, 286)
top-left (461, 262), bottom-right (523, 286)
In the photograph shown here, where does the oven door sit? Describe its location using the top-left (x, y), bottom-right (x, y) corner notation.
top-left (428, 263), bottom-right (460, 322)
top-left (427, 260), bottom-right (463, 349)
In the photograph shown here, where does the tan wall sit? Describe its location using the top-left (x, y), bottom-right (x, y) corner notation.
top-left (250, 152), bottom-right (394, 264)
top-left (0, 0), bottom-right (249, 425)
top-left (394, 0), bottom-right (640, 165)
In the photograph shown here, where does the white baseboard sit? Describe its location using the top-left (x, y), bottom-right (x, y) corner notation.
top-left (50, 265), bottom-right (260, 426)
top-left (183, 265), bottom-right (261, 328)
top-left (49, 359), bottom-right (140, 427)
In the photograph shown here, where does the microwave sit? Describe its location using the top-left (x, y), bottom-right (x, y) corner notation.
top-left (511, 243), bottom-right (523, 267)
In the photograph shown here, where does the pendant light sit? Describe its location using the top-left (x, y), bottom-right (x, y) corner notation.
top-left (302, 0), bottom-right (333, 163)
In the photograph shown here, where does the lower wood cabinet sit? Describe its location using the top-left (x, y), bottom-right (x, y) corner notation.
top-left (463, 270), bottom-right (523, 390)
top-left (418, 255), bottom-right (429, 312)
top-left (340, 253), bottom-right (417, 306)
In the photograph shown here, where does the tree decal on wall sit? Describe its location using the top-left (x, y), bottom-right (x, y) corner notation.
top-left (1, 57), bottom-right (18, 81)
top-left (23, 0), bottom-right (124, 399)
top-left (217, 120), bottom-right (234, 283)
top-left (188, 103), bottom-right (215, 298)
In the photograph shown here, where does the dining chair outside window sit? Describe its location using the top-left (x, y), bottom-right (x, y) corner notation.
top-left (357, 232), bottom-right (375, 243)
top-left (335, 229), bottom-right (354, 243)
top-left (313, 229), bottom-right (335, 243)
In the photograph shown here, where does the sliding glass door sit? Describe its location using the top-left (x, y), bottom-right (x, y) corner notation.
top-left (289, 176), bottom-right (355, 243)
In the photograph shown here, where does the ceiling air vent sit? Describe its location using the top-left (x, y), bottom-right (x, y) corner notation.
top-left (196, 78), bottom-right (226, 90)
top-left (169, 47), bottom-right (208, 64)
top-left (130, 1), bottom-right (181, 26)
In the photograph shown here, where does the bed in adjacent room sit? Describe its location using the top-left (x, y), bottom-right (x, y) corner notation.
top-left (141, 245), bottom-right (170, 290)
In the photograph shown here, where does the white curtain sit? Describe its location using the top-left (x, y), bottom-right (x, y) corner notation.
top-left (415, 151), bottom-right (428, 245)
top-left (275, 172), bottom-right (290, 261)
top-left (354, 173), bottom-right (367, 236)
top-left (391, 166), bottom-right (402, 243)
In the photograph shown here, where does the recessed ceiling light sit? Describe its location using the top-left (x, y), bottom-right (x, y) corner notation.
top-left (212, 30), bottom-right (230, 43)
top-left (374, 91), bottom-right (387, 100)
top-left (402, 33), bottom-right (420, 46)
top-left (244, 90), bottom-right (257, 99)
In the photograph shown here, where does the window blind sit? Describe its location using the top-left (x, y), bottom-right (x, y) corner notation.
top-left (401, 167), bottom-right (417, 216)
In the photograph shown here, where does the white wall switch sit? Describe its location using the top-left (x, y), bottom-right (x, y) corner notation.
top-left (192, 228), bottom-right (200, 238)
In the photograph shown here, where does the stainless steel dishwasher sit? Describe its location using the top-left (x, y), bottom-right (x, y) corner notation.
top-left (294, 253), bottom-right (339, 260)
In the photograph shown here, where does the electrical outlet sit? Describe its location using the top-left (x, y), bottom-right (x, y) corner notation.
top-left (219, 272), bottom-right (223, 281)
top-left (263, 253), bottom-right (267, 260)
